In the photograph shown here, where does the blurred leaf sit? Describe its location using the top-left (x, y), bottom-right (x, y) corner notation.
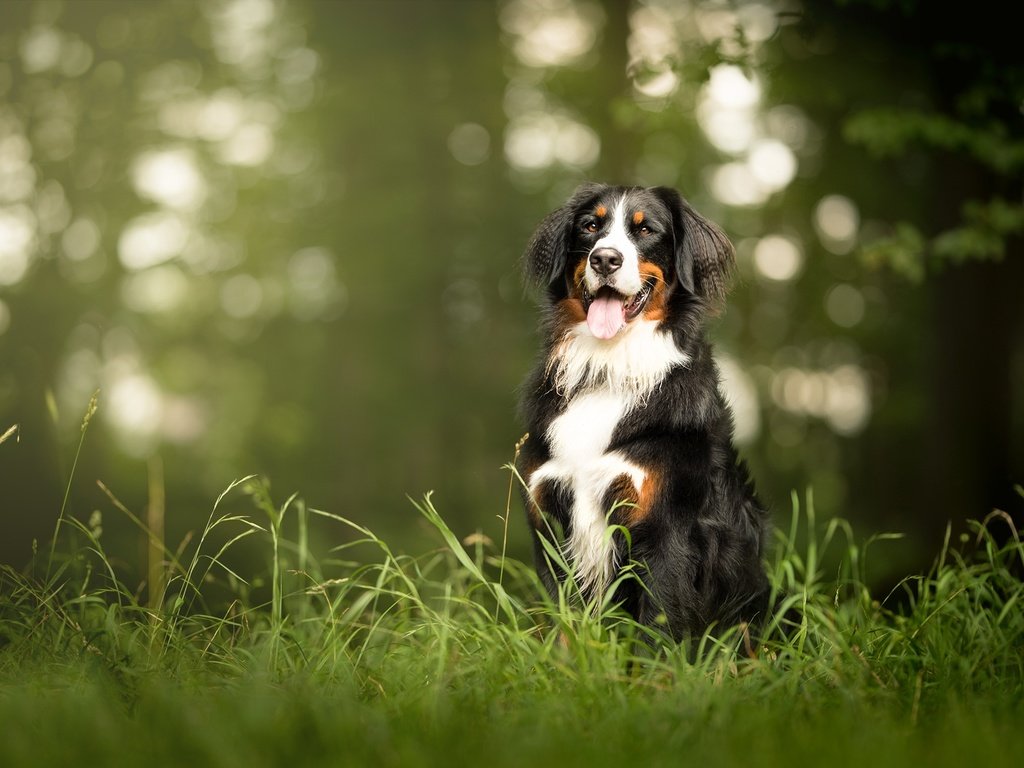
top-left (860, 223), bottom-right (926, 282)
top-left (932, 227), bottom-right (1005, 265)
top-left (844, 108), bottom-right (1024, 174)
top-left (930, 198), bottom-right (1023, 266)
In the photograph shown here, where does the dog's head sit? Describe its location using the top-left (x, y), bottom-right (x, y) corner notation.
top-left (524, 183), bottom-right (734, 340)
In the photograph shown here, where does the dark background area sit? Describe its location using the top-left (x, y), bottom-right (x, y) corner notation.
top-left (1, 0), bottom-right (1021, 589)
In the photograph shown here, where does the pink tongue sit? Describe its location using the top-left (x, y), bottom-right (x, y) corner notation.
top-left (586, 293), bottom-right (626, 339)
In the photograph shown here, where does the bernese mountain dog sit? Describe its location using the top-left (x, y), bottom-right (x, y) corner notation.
top-left (517, 183), bottom-right (770, 642)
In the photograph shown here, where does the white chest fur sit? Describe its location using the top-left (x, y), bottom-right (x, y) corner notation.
top-left (529, 389), bottom-right (646, 595)
top-left (550, 318), bottom-right (689, 401)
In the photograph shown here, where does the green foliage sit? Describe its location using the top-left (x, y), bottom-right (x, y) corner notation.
top-left (822, 3), bottom-right (1024, 280)
top-left (844, 73), bottom-right (1024, 279)
top-left (1, 475), bottom-right (1022, 766)
top-left (860, 222), bottom-right (928, 282)
top-left (859, 198), bottom-right (1024, 281)
top-left (932, 198), bottom-right (1024, 265)
top-left (844, 108), bottom-right (1024, 174)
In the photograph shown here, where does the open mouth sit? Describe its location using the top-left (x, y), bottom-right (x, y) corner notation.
top-left (581, 280), bottom-right (655, 340)
top-left (581, 281), bottom-right (654, 321)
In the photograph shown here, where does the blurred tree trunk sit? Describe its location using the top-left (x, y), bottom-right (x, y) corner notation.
top-left (925, 241), bottom-right (1024, 548)
top-left (919, 20), bottom-right (1024, 549)
top-left (593, 0), bottom-right (633, 184)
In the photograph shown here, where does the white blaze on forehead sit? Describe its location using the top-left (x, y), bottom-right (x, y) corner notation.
top-left (586, 196), bottom-right (643, 296)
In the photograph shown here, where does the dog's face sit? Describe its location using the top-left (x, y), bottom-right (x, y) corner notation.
top-left (573, 187), bottom-right (677, 339)
top-left (524, 184), bottom-right (734, 340)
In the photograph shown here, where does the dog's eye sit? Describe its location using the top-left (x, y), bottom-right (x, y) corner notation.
top-left (583, 222), bottom-right (598, 233)
top-left (638, 225), bottom-right (651, 236)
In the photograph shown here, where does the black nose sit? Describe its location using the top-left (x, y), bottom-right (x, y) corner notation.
top-left (589, 248), bottom-right (622, 276)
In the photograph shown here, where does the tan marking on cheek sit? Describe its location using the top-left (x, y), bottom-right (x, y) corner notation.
top-left (572, 259), bottom-right (588, 295)
top-left (596, 205), bottom-right (607, 218)
top-left (556, 297), bottom-right (586, 324)
top-left (545, 259), bottom-right (588, 331)
top-left (638, 263), bottom-right (664, 281)
top-left (638, 263), bottom-right (668, 323)
top-left (633, 210), bottom-right (645, 225)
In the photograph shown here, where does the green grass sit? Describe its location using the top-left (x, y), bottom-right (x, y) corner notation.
top-left (1, 450), bottom-right (1023, 766)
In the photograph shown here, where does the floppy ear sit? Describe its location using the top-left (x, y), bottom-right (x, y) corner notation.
top-left (651, 186), bottom-right (735, 308)
top-left (523, 182), bottom-right (605, 298)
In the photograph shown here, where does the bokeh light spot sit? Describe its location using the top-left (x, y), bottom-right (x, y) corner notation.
top-left (505, 113), bottom-right (599, 171)
top-left (121, 266), bottom-right (190, 314)
top-left (118, 212), bottom-right (190, 271)
top-left (706, 65), bottom-right (761, 110)
top-left (106, 371), bottom-right (164, 456)
top-left (132, 148), bottom-right (207, 210)
top-left (753, 235), bottom-right (803, 282)
top-left (815, 194), bottom-right (860, 254)
top-left (709, 162), bottom-right (769, 207)
top-left (501, 0), bottom-right (600, 68)
top-left (288, 247), bottom-right (343, 320)
top-left (448, 123), bottom-right (491, 166)
top-left (633, 68), bottom-right (679, 99)
top-left (20, 26), bottom-right (63, 74)
top-left (0, 205), bottom-right (36, 286)
top-left (0, 130), bottom-right (37, 203)
top-left (718, 354), bottom-right (761, 444)
top-left (62, 217), bottom-right (101, 262)
top-left (217, 123), bottom-right (274, 167)
top-left (825, 283), bottom-right (866, 328)
top-left (221, 273), bottom-right (265, 318)
top-left (748, 139), bottom-right (797, 191)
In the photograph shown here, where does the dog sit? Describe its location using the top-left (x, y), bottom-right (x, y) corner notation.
top-left (516, 183), bottom-right (770, 642)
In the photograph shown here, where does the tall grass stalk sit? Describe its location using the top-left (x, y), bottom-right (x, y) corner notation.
top-left (146, 455), bottom-right (165, 612)
top-left (46, 389), bottom-right (98, 581)
top-left (0, 423), bottom-right (18, 445)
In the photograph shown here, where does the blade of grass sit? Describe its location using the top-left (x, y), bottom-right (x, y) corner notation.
top-left (47, 390), bottom-right (99, 581)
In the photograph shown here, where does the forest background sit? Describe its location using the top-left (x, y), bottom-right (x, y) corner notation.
top-left (1, 0), bottom-right (1021, 588)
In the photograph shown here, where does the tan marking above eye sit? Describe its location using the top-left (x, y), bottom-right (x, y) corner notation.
top-left (632, 211), bottom-right (645, 225)
top-left (595, 205), bottom-right (607, 218)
